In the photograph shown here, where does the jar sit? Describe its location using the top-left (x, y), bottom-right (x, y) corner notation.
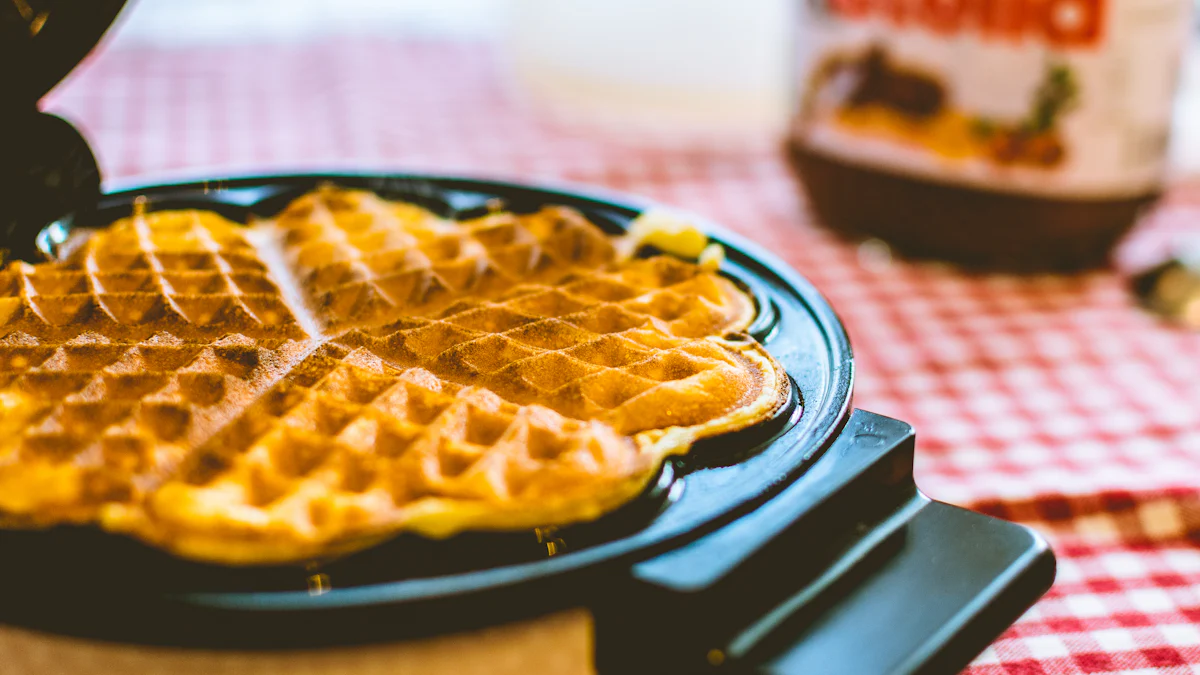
top-left (787, 0), bottom-right (1195, 270)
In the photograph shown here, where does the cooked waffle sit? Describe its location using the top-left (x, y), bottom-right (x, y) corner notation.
top-left (0, 210), bottom-right (307, 342)
top-left (0, 209), bottom-right (315, 526)
top-left (0, 186), bottom-right (787, 565)
top-left (102, 346), bottom-right (654, 563)
top-left (272, 186), bottom-right (620, 328)
top-left (0, 331), bottom-right (311, 526)
top-left (349, 256), bottom-right (762, 434)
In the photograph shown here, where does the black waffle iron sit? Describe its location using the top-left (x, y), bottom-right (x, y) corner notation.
top-left (0, 5), bottom-right (1056, 674)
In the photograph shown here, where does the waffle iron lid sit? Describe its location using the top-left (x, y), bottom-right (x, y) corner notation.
top-left (0, 1), bottom-right (128, 265)
top-left (0, 0), bottom-right (128, 107)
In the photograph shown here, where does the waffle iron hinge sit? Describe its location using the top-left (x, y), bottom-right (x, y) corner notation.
top-left (593, 410), bottom-right (1056, 674)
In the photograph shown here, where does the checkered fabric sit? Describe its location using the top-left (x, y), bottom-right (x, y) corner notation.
top-left (37, 40), bottom-right (1200, 673)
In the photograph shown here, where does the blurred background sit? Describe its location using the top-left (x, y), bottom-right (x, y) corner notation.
top-left (86, 0), bottom-right (793, 135)
top-left (62, 0), bottom-right (1200, 177)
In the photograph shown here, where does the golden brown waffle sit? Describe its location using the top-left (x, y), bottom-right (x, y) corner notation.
top-left (0, 210), bottom-right (315, 526)
top-left (272, 186), bottom-right (618, 327)
top-left (349, 256), bottom-right (761, 435)
top-left (0, 330), bottom-right (311, 526)
top-left (102, 345), bottom-right (657, 563)
top-left (0, 186), bottom-right (787, 566)
top-left (0, 210), bottom-right (306, 342)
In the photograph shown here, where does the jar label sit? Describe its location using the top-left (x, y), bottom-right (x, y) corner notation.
top-left (793, 0), bottom-right (1194, 197)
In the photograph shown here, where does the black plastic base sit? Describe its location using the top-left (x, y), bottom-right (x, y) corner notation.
top-left (757, 499), bottom-right (1053, 675)
top-left (595, 410), bottom-right (1055, 674)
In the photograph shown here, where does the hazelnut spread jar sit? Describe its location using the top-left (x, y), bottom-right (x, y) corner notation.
top-left (788, 0), bottom-right (1194, 270)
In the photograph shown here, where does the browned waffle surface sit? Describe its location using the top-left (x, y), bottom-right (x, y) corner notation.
top-left (347, 256), bottom-right (761, 435)
top-left (0, 210), bottom-right (307, 342)
top-left (0, 331), bottom-right (312, 526)
top-left (269, 185), bottom-right (618, 328)
top-left (1, 186), bottom-right (787, 565)
top-left (102, 344), bottom-right (664, 564)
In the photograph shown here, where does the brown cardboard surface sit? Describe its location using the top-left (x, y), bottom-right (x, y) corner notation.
top-left (0, 608), bottom-right (595, 675)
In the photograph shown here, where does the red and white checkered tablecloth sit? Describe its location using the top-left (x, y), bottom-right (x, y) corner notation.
top-left (36, 39), bottom-right (1200, 674)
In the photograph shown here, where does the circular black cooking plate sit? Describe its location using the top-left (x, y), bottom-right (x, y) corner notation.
top-left (0, 173), bottom-right (853, 646)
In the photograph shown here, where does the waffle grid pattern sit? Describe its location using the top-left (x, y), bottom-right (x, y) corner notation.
top-left (0, 208), bottom-right (316, 524)
top-left (1, 211), bottom-right (303, 342)
top-left (0, 330), bottom-right (309, 522)
top-left (0, 185), bottom-right (779, 563)
top-left (345, 256), bottom-right (758, 434)
top-left (276, 187), bottom-right (618, 327)
top-left (103, 193), bottom-right (771, 560)
top-left (124, 343), bottom-right (645, 560)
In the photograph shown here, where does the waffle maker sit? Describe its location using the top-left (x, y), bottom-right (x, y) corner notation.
top-left (0, 5), bottom-right (1056, 673)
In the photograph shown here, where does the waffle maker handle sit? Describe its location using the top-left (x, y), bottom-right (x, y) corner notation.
top-left (593, 410), bottom-right (1056, 674)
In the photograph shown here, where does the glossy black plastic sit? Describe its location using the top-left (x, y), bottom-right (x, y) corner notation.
top-left (1, 0), bottom-right (127, 263)
top-left (0, 0), bottom-right (128, 106)
top-left (1, 112), bottom-right (102, 264)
